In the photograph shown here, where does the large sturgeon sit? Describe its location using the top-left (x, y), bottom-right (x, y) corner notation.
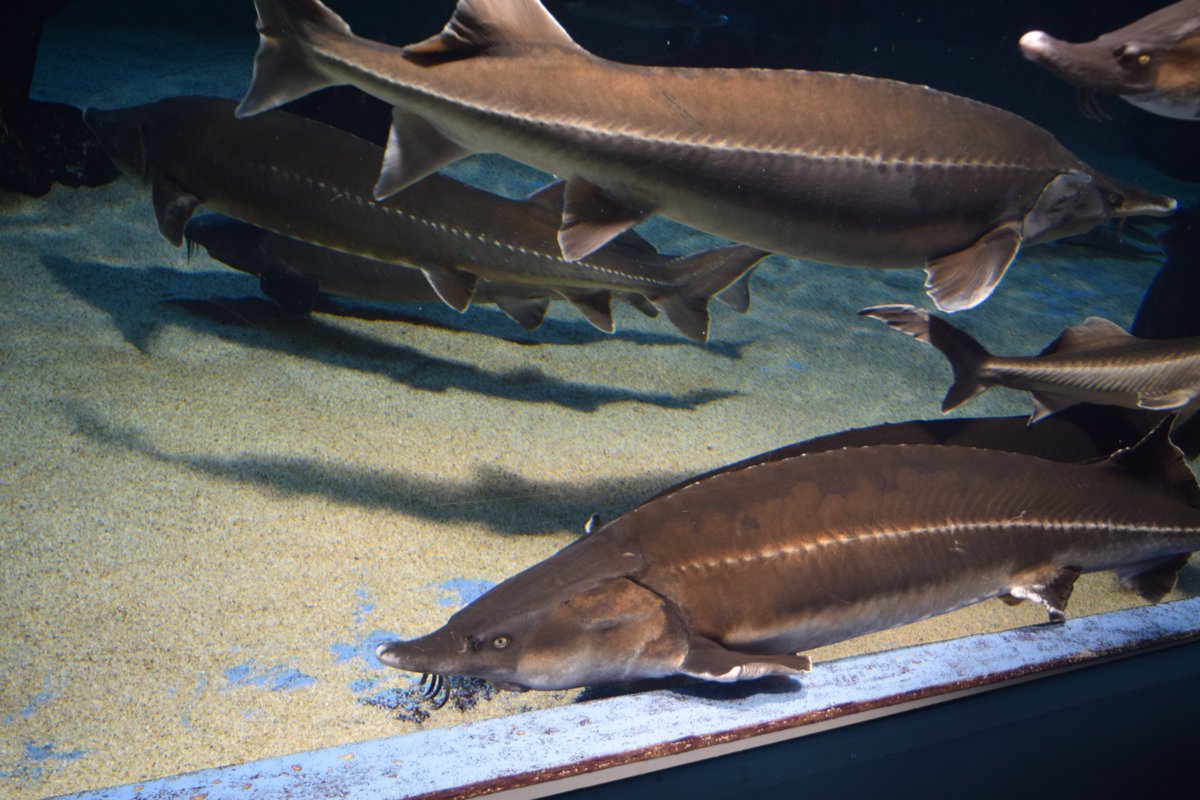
top-left (377, 421), bottom-right (1200, 694)
top-left (1019, 1), bottom-right (1200, 120)
top-left (861, 304), bottom-right (1200, 428)
top-left (84, 96), bottom-right (765, 341)
top-left (236, 0), bottom-right (1176, 312)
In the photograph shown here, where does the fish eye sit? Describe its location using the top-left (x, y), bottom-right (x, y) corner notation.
top-left (1106, 191), bottom-right (1124, 207)
top-left (1137, 53), bottom-right (1152, 66)
top-left (492, 635), bottom-right (510, 649)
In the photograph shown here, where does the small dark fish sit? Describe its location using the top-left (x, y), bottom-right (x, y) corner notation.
top-left (84, 96), bottom-right (766, 342)
top-left (377, 420), bottom-right (1200, 694)
top-left (236, 0), bottom-right (1175, 313)
top-left (1020, 1), bottom-right (1200, 120)
top-left (860, 304), bottom-right (1200, 427)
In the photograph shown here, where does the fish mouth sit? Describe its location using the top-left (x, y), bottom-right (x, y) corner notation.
top-left (416, 672), bottom-right (451, 709)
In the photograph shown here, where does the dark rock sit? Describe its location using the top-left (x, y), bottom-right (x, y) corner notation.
top-left (1, 0), bottom-right (119, 196)
top-left (1, 100), bottom-right (119, 196)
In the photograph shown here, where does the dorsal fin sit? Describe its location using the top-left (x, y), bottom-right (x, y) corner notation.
top-left (1039, 317), bottom-right (1133, 357)
top-left (1106, 417), bottom-right (1200, 509)
top-left (405, 0), bottom-right (580, 62)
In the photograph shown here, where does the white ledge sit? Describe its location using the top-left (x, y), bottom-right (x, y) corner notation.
top-left (58, 597), bottom-right (1200, 800)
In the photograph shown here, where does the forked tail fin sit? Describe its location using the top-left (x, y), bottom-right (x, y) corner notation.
top-left (651, 245), bottom-right (768, 343)
top-left (236, 0), bottom-right (352, 118)
top-left (859, 304), bottom-right (992, 411)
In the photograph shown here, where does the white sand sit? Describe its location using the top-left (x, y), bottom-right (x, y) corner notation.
top-left (2, 6), bottom-right (1198, 799)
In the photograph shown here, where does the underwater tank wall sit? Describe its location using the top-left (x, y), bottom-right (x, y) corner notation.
top-left (2, 0), bottom-right (1199, 797)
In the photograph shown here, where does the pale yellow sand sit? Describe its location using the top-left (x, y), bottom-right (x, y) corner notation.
top-left (3, 171), bottom-right (1197, 799)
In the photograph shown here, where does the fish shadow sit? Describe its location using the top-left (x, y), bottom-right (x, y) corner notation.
top-left (577, 674), bottom-right (801, 704)
top-left (65, 402), bottom-right (687, 534)
top-left (42, 255), bottom-right (740, 412)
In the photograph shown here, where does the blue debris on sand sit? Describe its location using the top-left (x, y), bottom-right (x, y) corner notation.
top-left (437, 578), bottom-right (495, 607)
top-left (353, 587), bottom-right (375, 626)
top-left (223, 660), bottom-right (317, 692)
top-left (330, 629), bottom-right (401, 669)
top-left (25, 743), bottom-right (86, 762)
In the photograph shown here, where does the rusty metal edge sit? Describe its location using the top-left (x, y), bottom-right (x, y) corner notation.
top-left (415, 612), bottom-right (1200, 800)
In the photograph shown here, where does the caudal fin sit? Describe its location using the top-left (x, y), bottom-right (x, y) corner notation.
top-left (860, 304), bottom-right (992, 411)
top-left (652, 245), bottom-right (769, 343)
top-left (236, 0), bottom-right (352, 118)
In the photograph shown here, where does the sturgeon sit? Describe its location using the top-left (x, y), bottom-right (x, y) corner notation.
top-left (84, 96), bottom-right (766, 341)
top-left (861, 304), bottom-right (1200, 428)
top-left (1020, 1), bottom-right (1200, 120)
top-left (183, 213), bottom-right (555, 327)
top-left (236, 0), bottom-right (1176, 312)
top-left (377, 421), bottom-right (1200, 694)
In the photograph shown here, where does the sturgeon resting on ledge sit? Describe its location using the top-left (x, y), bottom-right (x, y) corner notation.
top-left (377, 420), bottom-right (1200, 696)
top-left (236, 0), bottom-right (1176, 312)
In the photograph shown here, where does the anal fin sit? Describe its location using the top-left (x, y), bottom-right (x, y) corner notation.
top-left (559, 177), bottom-right (650, 262)
top-left (1007, 564), bottom-right (1082, 622)
top-left (374, 110), bottom-right (471, 199)
top-left (679, 636), bottom-right (811, 683)
top-left (925, 222), bottom-right (1022, 313)
top-left (1030, 390), bottom-right (1081, 423)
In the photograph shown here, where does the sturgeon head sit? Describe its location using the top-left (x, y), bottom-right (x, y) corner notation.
top-left (1021, 168), bottom-right (1177, 246)
top-left (926, 167), bottom-right (1174, 312)
top-left (376, 535), bottom-right (692, 691)
top-left (1019, 1), bottom-right (1200, 120)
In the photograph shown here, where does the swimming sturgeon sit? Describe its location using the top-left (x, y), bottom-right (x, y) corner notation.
top-left (377, 421), bottom-right (1200, 694)
top-left (184, 212), bottom-right (754, 334)
top-left (860, 304), bottom-right (1200, 427)
top-left (236, 0), bottom-right (1177, 312)
top-left (84, 96), bottom-right (766, 341)
top-left (1019, 1), bottom-right (1200, 120)
top-left (183, 213), bottom-right (552, 326)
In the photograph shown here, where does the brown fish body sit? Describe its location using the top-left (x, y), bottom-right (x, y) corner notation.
top-left (615, 442), bottom-right (1200, 656)
top-left (85, 96), bottom-right (765, 339)
top-left (862, 304), bottom-right (1200, 425)
top-left (983, 336), bottom-right (1200, 412)
top-left (377, 424), bottom-right (1200, 691)
top-left (239, 0), bottom-right (1175, 312)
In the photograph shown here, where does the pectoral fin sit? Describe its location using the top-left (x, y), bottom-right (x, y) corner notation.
top-left (1006, 564), bottom-right (1081, 622)
top-left (679, 636), bottom-right (812, 683)
top-left (375, 110), bottom-right (471, 199)
top-left (1138, 389), bottom-right (1195, 412)
top-left (924, 222), bottom-right (1022, 313)
top-left (559, 178), bottom-right (651, 262)
top-left (151, 171), bottom-right (202, 247)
